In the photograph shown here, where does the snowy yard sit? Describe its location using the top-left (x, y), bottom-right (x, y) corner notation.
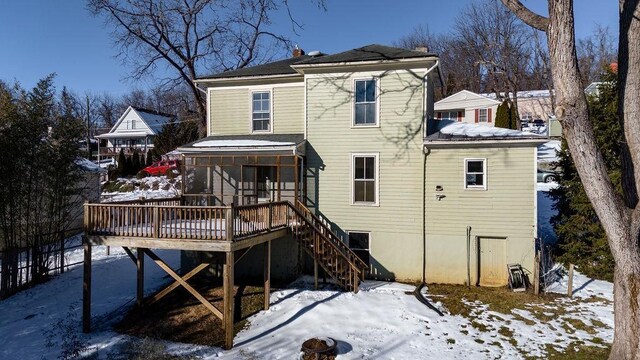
top-left (0, 161), bottom-right (613, 359)
top-left (0, 245), bottom-right (613, 359)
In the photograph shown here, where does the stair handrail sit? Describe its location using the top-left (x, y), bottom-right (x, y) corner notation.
top-left (294, 200), bottom-right (369, 275)
top-left (287, 203), bottom-right (363, 273)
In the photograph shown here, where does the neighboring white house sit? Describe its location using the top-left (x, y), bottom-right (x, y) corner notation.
top-left (95, 106), bottom-right (173, 162)
top-left (481, 90), bottom-right (554, 124)
top-left (434, 90), bottom-right (500, 126)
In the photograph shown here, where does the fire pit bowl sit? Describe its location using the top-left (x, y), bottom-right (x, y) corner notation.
top-left (301, 337), bottom-right (337, 360)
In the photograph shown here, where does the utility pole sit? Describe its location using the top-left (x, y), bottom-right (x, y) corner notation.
top-left (86, 95), bottom-right (92, 161)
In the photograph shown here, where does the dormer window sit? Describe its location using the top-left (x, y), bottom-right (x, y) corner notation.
top-left (354, 79), bottom-right (378, 126)
top-left (252, 91), bottom-right (271, 132)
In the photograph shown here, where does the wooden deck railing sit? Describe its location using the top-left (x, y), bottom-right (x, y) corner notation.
top-left (85, 203), bottom-right (229, 240)
top-left (84, 201), bottom-right (290, 241)
top-left (233, 202), bottom-right (289, 239)
top-left (84, 198), bottom-right (365, 292)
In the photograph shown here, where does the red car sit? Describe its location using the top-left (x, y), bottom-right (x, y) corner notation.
top-left (141, 160), bottom-right (181, 176)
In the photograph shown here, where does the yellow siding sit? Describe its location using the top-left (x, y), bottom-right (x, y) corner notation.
top-left (424, 146), bottom-right (536, 285)
top-left (273, 86), bottom-right (304, 134)
top-left (209, 85), bottom-right (304, 135)
top-left (306, 70), bottom-right (426, 281)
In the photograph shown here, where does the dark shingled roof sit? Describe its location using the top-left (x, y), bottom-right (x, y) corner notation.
top-left (198, 44), bottom-right (437, 80)
top-left (198, 56), bottom-right (312, 79)
top-left (180, 133), bottom-right (305, 148)
top-left (131, 106), bottom-right (174, 118)
top-left (294, 44), bottom-right (436, 65)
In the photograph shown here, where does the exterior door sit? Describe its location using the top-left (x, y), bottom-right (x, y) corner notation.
top-left (478, 237), bottom-right (508, 287)
top-left (241, 166), bottom-right (275, 204)
top-left (256, 166), bottom-right (275, 203)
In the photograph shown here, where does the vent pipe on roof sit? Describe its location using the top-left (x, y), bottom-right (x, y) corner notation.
top-left (293, 44), bottom-right (305, 57)
top-left (414, 46), bottom-right (429, 53)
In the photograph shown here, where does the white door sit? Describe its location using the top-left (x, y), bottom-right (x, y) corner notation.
top-left (479, 237), bottom-right (508, 287)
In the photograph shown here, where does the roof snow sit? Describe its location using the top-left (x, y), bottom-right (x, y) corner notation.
top-left (425, 120), bottom-right (545, 142)
top-left (133, 107), bottom-right (173, 131)
top-left (481, 90), bottom-right (552, 100)
top-left (191, 139), bottom-right (296, 147)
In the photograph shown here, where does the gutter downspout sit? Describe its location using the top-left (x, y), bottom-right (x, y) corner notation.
top-left (412, 60), bottom-right (445, 317)
top-left (414, 146), bottom-right (443, 317)
top-left (467, 226), bottom-right (472, 288)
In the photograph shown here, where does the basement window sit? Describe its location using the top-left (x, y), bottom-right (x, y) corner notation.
top-left (348, 231), bottom-right (370, 267)
top-left (465, 158), bottom-right (486, 190)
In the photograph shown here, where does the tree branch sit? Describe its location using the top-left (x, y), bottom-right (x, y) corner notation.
top-left (500, 0), bottom-right (549, 31)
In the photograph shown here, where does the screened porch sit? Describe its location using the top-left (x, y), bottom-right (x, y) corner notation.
top-left (177, 134), bottom-right (305, 207)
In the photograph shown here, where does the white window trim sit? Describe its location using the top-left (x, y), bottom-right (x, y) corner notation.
top-left (250, 89), bottom-right (273, 134)
top-left (464, 158), bottom-right (487, 190)
top-left (478, 108), bottom-right (489, 123)
top-left (351, 77), bottom-right (381, 128)
top-left (351, 152), bottom-right (380, 206)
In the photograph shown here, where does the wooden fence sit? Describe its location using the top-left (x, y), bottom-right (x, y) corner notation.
top-left (0, 228), bottom-right (83, 299)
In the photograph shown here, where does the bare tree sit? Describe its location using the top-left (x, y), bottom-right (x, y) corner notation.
top-left (88, 0), bottom-right (316, 130)
top-left (501, 1), bottom-right (639, 358)
top-left (577, 25), bottom-right (618, 87)
top-left (395, 26), bottom-right (481, 97)
top-left (456, 0), bottom-right (536, 128)
top-left (96, 93), bottom-right (122, 130)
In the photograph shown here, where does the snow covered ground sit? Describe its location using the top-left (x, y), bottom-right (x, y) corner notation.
top-left (0, 251), bottom-right (613, 359)
top-left (0, 246), bottom-right (180, 360)
top-left (538, 140), bottom-right (561, 164)
top-left (101, 175), bottom-right (180, 202)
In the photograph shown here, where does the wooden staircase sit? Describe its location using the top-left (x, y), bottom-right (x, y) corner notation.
top-left (288, 201), bottom-right (369, 293)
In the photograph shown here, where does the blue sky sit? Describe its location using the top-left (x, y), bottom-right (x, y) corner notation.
top-left (0, 0), bottom-right (618, 96)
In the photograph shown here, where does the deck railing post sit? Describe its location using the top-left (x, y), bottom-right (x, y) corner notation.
top-left (153, 206), bottom-right (160, 238)
top-left (268, 203), bottom-right (273, 231)
top-left (83, 201), bottom-right (89, 234)
top-left (226, 204), bottom-right (234, 241)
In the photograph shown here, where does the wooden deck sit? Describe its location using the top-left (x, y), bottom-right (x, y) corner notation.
top-left (82, 199), bottom-right (367, 349)
top-left (84, 201), bottom-right (292, 251)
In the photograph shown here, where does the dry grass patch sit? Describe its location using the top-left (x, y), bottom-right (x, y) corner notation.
top-left (116, 278), bottom-right (267, 347)
top-left (545, 343), bottom-right (610, 359)
top-left (428, 284), bottom-right (560, 316)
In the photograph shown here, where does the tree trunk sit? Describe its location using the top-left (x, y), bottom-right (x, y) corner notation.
top-left (503, 0), bottom-right (640, 356)
top-left (611, 254), bottom-right (640, 359)
top-left (610, 1), bottom-right (640, 357)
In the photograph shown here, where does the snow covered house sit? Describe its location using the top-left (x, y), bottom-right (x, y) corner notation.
top-left (83, 44), bottom-right (545, 348)
top-left (177, 44), bottom-right (544, 286)
top-left (434, 90), bottom-right (501, 125)
top-left (95, 106), bottom-right (173, 162)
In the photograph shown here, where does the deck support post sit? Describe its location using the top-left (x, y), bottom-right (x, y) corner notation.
top-left (294, 156), bottom-right (299, 204)
top-left (136, 248), bottom-right (145, 308)
top-left (82, 239), bottom-right (91, 333)
top-left (223, 251), bottom-right (235, 350)
top-left (264, 241), bottom-right (271, 310)
top-left (314, 257), bottom-right (319, 290)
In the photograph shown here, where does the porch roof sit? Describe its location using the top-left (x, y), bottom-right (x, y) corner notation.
top-left (95, 131), bottom-right (150, 139)
top-left (178, 133), bottom-right (305, 156)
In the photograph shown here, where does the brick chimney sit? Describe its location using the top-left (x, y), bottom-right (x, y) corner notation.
top-left (293, 44), bottom-right (305, 57)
